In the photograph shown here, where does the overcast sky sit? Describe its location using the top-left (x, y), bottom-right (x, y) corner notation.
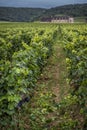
top-left (0, 0), bottom-right (87, 8)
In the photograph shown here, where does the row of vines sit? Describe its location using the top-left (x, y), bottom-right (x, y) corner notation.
top-left (0, 24), bottom-right (58, 127)
top-left (58, 25), bottom-right (87, 129)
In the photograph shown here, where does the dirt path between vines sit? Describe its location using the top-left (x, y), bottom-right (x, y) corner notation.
top-left (25, 40), bottom-right (69, 129)
top-left (17, 40), bottom-right (69, 130)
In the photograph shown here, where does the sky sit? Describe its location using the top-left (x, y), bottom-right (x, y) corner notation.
top-left (0, 0), bottom-right (87, 8)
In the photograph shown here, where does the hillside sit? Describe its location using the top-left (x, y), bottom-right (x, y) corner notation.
top-left (0, 7), bottom-right (46, 22)
top-left (42, 4), bottom-right (87, 17)
top-left (0, 4), bottom-right (87, 22)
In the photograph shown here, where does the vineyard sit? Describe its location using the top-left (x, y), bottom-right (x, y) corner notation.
top-left (0, 23), bottom-right (87, 130)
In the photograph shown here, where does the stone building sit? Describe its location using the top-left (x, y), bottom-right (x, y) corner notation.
top-left (41, 16), bottom-right (74, 23)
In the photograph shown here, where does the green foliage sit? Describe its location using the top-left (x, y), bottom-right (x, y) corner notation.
top-left (44, 4), bottom-right (87, 17)
top-left (0, 22), bottom-right (87, 130)
top-left (0, 7), bottom-right (46, 22)
top-left (0, 23), bottom-right (58, 128)
top-left (29, 92), bottom-right (54, 130)
top-left (62, 25), bottom-right (87, 129)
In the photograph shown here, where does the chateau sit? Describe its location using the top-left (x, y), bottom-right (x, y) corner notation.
top-left (41, 16), bottom-right (74, 23)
